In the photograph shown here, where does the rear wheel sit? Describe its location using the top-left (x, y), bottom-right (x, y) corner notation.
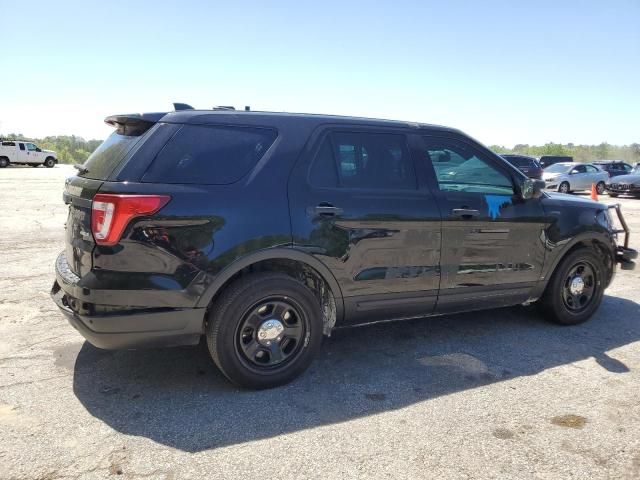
top-left (0, 157), bottom-right (8, 168)
top-left (559, 181), bottom-right (570, 194)
top-left (596, 181), bottom-right (606, 195)
top-left (540, 248), bottom-right (606, 325)
top-left (44, 157), bottom-right (55, 168)
top-left (206, 272), bottom-right (323, 389)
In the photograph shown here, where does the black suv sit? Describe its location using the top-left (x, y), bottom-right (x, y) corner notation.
top-left (51, 107), bottom-right (637, 389)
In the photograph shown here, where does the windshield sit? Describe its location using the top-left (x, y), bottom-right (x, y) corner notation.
top-left (79, 130), bottom-right (145, 180)
top-left (544, 163), bottom-right (572, 173)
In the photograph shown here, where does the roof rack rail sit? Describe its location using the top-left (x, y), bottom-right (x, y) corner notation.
top-left (173, 103), bottom-right (194, 111)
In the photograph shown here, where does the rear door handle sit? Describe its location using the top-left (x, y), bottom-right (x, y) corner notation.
top-left (308, 204), bottom-right (343, 217)
top-left (451, 208), bottom-right (480, 219)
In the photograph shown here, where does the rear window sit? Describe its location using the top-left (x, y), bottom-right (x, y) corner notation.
top-left (80, 131), bottom-right (145, 180)
top-left (142, 124), bottom-right (277, 185)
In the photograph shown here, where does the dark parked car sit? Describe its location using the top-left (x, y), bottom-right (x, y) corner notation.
top-left (605, 163), bottom-right (640, 197)
top-left (593, 160), bottom-right (634, 178)
top-left (539, 155), bottom-right (573, 168)
top-left (500, 154), bottom-right (543, 179)
top-left (51, 106), bottom-right (637, 389)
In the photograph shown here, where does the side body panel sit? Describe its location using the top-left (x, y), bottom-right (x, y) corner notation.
top-left (288, 126), bottom-right (442, 325)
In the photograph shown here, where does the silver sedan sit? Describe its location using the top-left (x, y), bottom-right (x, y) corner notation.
top-left (542, 162), bottom-right (609, 194)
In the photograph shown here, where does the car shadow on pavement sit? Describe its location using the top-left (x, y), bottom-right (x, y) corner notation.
top-left (72, 294), bottom-right (639, 452)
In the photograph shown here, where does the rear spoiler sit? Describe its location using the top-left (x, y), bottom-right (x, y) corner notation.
top-left (104, 112), bottom-right (167, 135)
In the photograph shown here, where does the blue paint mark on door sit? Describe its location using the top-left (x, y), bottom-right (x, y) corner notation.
top-left (484, 195), bottom-right (512, 219)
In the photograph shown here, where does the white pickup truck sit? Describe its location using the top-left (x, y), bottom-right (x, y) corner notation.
top-left (0, 140), bottom-right (58, 168)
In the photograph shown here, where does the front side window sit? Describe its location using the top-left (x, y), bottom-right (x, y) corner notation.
top-left (423, 138), bottom-right (513, 194)
top-left (26, 143), bottom-right (37, 151)
top-left (309, 131), bottom-right (416, 190)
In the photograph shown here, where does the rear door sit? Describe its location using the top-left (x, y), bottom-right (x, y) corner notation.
top-left (288, 127), bottom-right (442, 325)
top-left (17, 143), bottom-right (28, 162)
top-left (419, 134), bottom-right (546, 313)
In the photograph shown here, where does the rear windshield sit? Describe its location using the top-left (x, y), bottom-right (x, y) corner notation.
top-left (142, 124), bottom-right (278, 184)
top-left (509, 157), bottom-right (538, 168)
top-left (79, 131), bottom-right (145, 180)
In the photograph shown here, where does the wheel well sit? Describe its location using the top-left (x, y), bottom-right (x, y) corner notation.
top-left (207, 258), bottom-right (338, 336)
top-left (551, 238), bottom-right (614, 287)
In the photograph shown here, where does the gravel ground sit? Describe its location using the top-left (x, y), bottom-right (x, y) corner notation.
top-left (0, 165), bottom-right (639, 480)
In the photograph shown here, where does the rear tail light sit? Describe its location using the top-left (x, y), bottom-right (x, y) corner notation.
top-left (91, 194), bottom-right (170, 246)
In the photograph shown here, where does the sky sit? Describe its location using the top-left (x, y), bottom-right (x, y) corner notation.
top-left (1, 0), bottom-right (638, 147)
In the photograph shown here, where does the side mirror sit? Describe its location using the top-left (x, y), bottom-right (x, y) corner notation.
top-left (569, 169), bottom-right (578, 175)
top-left (36, 148), bottom-right (42, 152)
top-left (521, 178), bottom-right (545, 200)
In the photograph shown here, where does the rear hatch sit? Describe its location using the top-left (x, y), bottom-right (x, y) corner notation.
top-left (63, 119), bottom-right (157, 276)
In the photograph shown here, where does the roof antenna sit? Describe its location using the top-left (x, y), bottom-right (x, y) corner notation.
top-left (173, 103), bottom-right (194, 111)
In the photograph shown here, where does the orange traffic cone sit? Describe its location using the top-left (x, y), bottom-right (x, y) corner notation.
top-left (590, 183), bottom-right (598, 201)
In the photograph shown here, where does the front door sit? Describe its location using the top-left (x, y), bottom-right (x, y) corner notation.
top-left (289, 128), bottom-right (442, 325)
top-left (25, 143), bottom-right (40, 164)
top-left (419, 134), bottom-right (546, 313)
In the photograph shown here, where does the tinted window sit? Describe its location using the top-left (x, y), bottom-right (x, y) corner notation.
top-left (19, 143), bottom-right (25, 151)
top-left (424, 138), bottom-right (513, 194)
top-left (623, 164), bottom-right (632, 173)
top-left (585, 165), bottom-right (599, 173)
top-left (80, 131), bottom-right (145, 180)
top-left (2, 141), bottom-right (15, 146)
top-left (143, 125), bottom-right (277, 185)
top-left (572, 165), bottom-right (587, 174)
top-left (309, 132), bottom-right (416, 190)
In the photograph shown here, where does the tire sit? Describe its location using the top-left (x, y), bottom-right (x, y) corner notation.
top-left (608, 193), bottom-right (619, 198)
top-left (206, 272), bottom-right (323, 389)
top-left (596, 181), bottom-right (606, 195)
top-left (0, 157), bottom-right (8, 168)
top-left (44, 157), bottom-right (55, 168)
top-left (540, 248), bottom-right (606, 325)
top-left (558, 181), bottom-right (570, 194)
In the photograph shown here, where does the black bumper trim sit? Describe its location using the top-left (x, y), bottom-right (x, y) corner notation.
top-left (51, 280), bottom-right (205, 349)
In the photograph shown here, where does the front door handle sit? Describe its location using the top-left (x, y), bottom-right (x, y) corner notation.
top-left (451, 208), bottom-right (480, 219)
top-left (308, 204), bottom-right (344, 217)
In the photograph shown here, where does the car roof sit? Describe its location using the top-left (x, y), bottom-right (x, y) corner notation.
top-left (107, 109), bottom-right (461, 135)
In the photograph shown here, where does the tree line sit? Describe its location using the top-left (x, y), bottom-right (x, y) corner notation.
top-left (2, 133), bottom-right (639, 166)
top-left (489, 142), bottom-right (640, 164)
top-left (0, 133), bottom-right (102, 165)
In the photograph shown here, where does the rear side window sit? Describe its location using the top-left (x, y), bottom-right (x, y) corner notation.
top-left (309, 131), bottom-right (416, 190)
top-left (143, 125), bottom-right (277, 185)
top-left (19, 143), bottom-right (25, 151)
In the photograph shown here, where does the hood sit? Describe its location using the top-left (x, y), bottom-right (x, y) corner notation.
top-left (544, 191), bottom-right (607, 209)
top-left (607, 174), bottom-right (640, 184)
top-left (43, 149), bottom-right (56, 154)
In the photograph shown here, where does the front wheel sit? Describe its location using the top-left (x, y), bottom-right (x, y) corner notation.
top-left (558, 181), bottom-right (570, 194)
top-left (540, 248), bottom-right (606, 325)
top-left (206, 273), bottom-right (323, 389)
top-left (596, 181), bottom-right (606, 195)
top-left (608, 193), bottom-right (619, 198)
top-left (44, 157), bottom-right (55, 168)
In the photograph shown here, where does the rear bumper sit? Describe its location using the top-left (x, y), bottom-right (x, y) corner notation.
top-left (51, 253), bottom-right (205, 349)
